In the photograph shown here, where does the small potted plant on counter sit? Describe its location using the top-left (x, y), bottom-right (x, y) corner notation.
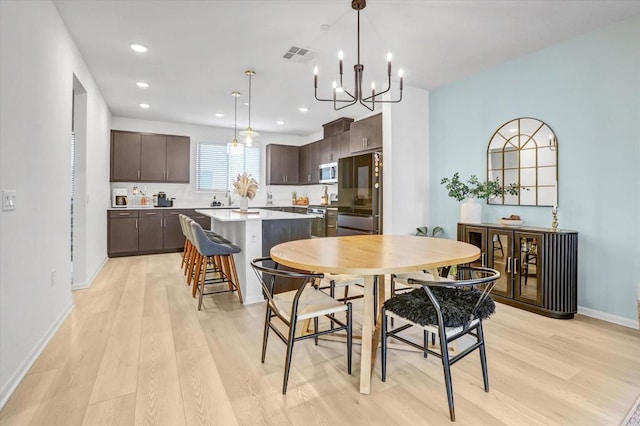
top-left (441, 172), bottom-right (522, 224)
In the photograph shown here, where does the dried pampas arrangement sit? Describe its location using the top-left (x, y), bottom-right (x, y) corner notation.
top-left (233, 172), bottom-right (259, 200)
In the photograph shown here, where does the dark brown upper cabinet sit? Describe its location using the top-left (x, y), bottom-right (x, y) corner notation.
top-left (110, 130), bottom-right (190, 183)
top-left (349, 113), bottom-right (382, 154)
top-left (266, 144), bottom-right (300, 185)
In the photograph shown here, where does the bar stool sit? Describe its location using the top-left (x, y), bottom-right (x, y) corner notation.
top-left (189, 221), bottom-right (243, 309)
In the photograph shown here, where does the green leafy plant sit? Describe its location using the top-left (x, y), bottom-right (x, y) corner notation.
top-left (415, 226), bottom-right (443, 237)
top-left (440, 172), bottom-right (522, 202)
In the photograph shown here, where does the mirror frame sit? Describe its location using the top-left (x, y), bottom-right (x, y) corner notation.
top-left (487, 117), bottom-right (558, 206)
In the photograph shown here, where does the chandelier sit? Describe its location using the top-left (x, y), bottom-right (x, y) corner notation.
top-left (239, 70), bottom-right (259, 145)
top-left (313, 0), bottom-right (403, 111)
top-left (227, 91), bottom-right (244, 155)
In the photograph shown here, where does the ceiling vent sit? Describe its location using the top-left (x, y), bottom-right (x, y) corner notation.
top-left (282, 46), bottom-right (316, 64)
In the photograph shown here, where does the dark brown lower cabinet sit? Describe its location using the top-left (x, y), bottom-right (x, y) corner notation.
top-left (138, 211), bottom-right (164, 251)
top-left (326, 208), bottom-right (337, 237)
top-left (163, 210), bottom-right (186, 249)
top-left (108, 210), bottom-right (139, 256)
top-left (458, 222), bottom-right (578, 319)
top-left (108, 209), bottom-right (186, 257)
top-left (185, 209), bottom-right (211, 229)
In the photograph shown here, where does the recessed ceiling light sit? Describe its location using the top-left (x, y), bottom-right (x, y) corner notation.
top-left (299, 107), bottom-right (309, 112)
top-left (243, 102), bottom-right (249, 106)
top-left (130, 43), bottom-right (149, 53)
top-left (215, 113), bottom-right (224, 118)
top-left (320, 24), bottom-right (330, 31)
top-left (139, 103), bottom-right (150, 108)
top-left (276, 120), bottom-right (285, 125)
top-left (136, 81), bottom-right (149, 88)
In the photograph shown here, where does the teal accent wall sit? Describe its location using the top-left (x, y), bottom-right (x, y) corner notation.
top-left (430, 16), bottom-right (640, 321)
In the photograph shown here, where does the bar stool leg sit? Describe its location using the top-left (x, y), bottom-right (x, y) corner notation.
top-left (228, 255), bottom-right (243, 303)
top-left (192, 253), bottom-right (204, 298)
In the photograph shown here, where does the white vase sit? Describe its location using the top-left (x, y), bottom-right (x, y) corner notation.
top-left (239, 196), bottom-right (249, 211)
top-left (460, 198), bottom-right (482, 224)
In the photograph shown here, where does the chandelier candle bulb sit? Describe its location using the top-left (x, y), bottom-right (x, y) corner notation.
top-left (399, 69), bottom-right (404, 89)
top-left (338, 50), bottom-right (344, 75)
top-left (387, 52), bottom-right (392, 75)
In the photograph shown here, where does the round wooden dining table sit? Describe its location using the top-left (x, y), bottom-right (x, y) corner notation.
top-left (270, 234), bottom-right (480, 394)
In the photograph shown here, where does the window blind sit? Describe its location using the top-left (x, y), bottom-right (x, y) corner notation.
top-left (196, 143), bottom-right (260, 191)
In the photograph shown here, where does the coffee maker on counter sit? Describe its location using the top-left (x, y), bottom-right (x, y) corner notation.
top-left (156, 192), bottom-right (174, 207)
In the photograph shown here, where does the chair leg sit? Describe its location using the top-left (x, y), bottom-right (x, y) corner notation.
top-left (261, 307), bottom-right (272, 363)
top-left (478, 321), bottom-right (490, 392)
top-left (381, 308), bottom-right (388, 382)
top-left (282, 320), bottom-right (297, 394)
top-left (347, 302), bottom-right (353, 375)
top-left (313, 317), bottom-right (319, 345)
top-left (423, 330), bottom-right (429, 358)
top-left (439, 328), bottom-right (456, 422)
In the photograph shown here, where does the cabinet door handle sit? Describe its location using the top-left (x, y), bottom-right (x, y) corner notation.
top-left (364, 137), bottom-right (368, 148)
top-left (118, 212), bottom-right (130, 216)
top-left (166, 171), bottom-right (169, 180)
top-left (135, 219), bottom-right (138, 229)
top-left (362, 138), bottom-right (365, 148)
top-left (146, 212), bottom-right (157, 215)
top-left (137, 170), bottom-right (140, 179)
top-left (507, 256), bottom-right (511, 273)
top-left (482, 252), bottom-right (486, 267)
top-left (514, 259), bottom-right (518, 275)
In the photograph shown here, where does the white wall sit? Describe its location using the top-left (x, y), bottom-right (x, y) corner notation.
top-left (0, 0), bottom-right (111, 406)
top-left (383, 86), bottom-right (430, 235)
top-left (110, 117), bottom-right (336, 207)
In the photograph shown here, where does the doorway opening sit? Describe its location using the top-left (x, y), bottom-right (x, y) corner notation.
top-left (71, 75), bottom-right (87, 288)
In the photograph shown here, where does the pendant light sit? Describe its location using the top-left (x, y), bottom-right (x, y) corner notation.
top-left (239, 70), bottom-right (259, 145)
top-left (227, 91), bottom-right (244, 155)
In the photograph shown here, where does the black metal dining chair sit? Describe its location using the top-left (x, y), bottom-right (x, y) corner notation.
top-left (381, 266), bottom-right (500, 422)
top-left (250, 256), bottom-right (353, 394)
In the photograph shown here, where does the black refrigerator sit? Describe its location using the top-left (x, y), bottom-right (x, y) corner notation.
top-left (337, 152), bottom-right (382, 235)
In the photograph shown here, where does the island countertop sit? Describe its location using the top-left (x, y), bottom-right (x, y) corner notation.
top-left (195, 208), bottom-right (309, 222)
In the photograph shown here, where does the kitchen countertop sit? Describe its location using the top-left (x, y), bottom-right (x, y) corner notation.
top-left (107, 204), bottom-right (335, 211)
top-left (195, 208), bottom-right (310, 222)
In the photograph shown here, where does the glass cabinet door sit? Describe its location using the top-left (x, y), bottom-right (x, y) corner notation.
top-left (464, 226), bottom-right (487, 268)
top-left (487, 229), bottom-right (513, 298)
top-left (514, 232), bottom-right (543, 306)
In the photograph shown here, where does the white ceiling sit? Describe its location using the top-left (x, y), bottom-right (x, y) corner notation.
top-left (54, 0), bottom-right (640, 137)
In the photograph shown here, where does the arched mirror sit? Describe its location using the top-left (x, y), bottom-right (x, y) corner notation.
top-left (487, 117), bottom-right (558, 206)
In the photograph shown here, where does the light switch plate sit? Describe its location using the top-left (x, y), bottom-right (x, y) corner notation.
top-left (2, 190), bottom-right (16, 211)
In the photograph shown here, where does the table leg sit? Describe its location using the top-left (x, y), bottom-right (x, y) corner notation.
top-left (359, 274), bottom-right (386, 394)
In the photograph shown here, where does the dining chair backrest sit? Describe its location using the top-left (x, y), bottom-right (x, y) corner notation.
top-left (406, 266), bottom-right (500, 332)
top-left (250, 256), bottom-right (324, 313)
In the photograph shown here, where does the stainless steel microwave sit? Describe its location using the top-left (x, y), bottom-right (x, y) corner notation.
top-left (319, 162), bottom-right (338, 184)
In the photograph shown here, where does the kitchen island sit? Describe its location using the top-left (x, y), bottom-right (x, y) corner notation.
top-left (195, 208), bottom-right (312, 304)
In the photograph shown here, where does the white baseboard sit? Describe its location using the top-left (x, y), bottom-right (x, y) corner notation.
top-left (0, 300), bottom-right (75, 409)
top-left (71, 256), bottom-right (108, 290)
top-left (578, 305), bottom-right (639, 330)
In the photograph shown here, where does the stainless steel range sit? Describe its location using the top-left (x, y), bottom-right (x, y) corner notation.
top-left (306, 206), bottom-right (327, 238)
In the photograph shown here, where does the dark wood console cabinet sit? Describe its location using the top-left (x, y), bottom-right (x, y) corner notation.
top-left (458, 223), bottom-right (578, 319)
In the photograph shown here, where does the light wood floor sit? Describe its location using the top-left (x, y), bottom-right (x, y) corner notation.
top-left (1, 253), bottom-right (639, 425)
